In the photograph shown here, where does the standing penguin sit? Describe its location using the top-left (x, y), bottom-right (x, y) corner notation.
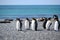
top-left (46, 17), bottom-right (52, 30)
top-left (43, 17), bottom-right (47, 29)
top-left (16, 18), bottom-right (22, 31)
top-left (35, 18), bottom-right (38, 31)
top-left (53, 15), bottom-right (60, 31)
top-left (31, 18), bottom-right (38, 31)
top-left (54, 18), bottom-right (59, 31)
top-left (25, 18), bottom-right (30, 30)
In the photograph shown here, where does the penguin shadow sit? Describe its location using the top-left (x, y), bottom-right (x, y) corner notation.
top-left (36, 29), bottom-right (43, 31)
top-left (58, 29), bottom-right (60, 32)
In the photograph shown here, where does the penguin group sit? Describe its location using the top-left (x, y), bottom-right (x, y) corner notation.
top-left (16, 15), bottom-right (60, 31)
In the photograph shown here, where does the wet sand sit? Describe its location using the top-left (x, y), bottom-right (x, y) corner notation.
top-left (0, 19), bottom-right (60, 40)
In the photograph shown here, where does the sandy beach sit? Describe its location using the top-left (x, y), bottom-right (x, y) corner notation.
top-left (0, 19), bottom-right (60, 40)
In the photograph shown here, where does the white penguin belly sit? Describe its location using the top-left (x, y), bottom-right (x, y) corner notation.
top-left (54, 21), bottom-right (58, 31)
top-left (16, 21), bottom-right (20, 30)
top-left (25, 20), bottom-right (29, 29)
top-left (31, 20), bottom-right (35, 30)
